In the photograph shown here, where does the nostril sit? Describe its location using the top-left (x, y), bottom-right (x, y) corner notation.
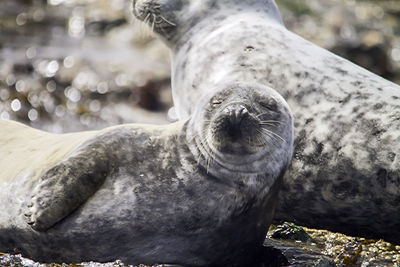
top-left (234, 109), bottom-right (243, 121)
top-left (238, 106), bottom-right (248, 118)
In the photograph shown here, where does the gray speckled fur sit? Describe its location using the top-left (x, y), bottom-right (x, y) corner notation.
top-left (0, 86), bottom-right (293, 266)
top-left (26, 138), bottom-right (111, 231)
top-left (133, 0), bottom-right (400, 243)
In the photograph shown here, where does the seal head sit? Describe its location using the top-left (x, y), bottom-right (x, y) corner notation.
top-left (187, 82), bottom-right (293, 178)
top-left (133, 0), bottom-right (283, 45)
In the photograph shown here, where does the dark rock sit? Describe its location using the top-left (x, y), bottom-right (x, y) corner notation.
top-left (331, 43), bottom-right (394, 81)
top-left (269, 222), bottom-right (314, 242)
top-left (255, 245), bottom-right (290, 267)
top-left (263, 239), bottom-right (337, 267)
top-left (136, 80), bottom-right (169, 111)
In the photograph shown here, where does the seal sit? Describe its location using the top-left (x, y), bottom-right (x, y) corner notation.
top-left (133, 0), bottom-right (400, 243)
top-left (0, 83), bottom-right (293, 266)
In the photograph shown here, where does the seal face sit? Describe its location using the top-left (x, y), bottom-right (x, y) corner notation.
top-left (0, 83), bottom-right (293, 266)
top-left (187, 83), bottom-right (293, 177)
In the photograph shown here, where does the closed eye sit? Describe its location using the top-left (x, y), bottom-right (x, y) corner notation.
top-left (260, 101), bottom-right (278, 112)
top-left (210, 99), bottom-right (222, 108)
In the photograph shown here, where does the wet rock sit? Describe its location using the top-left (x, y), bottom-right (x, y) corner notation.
top-left (269, 222), bottom-right (314, 242)
top-left (306, 228), bottom-right (400, 266)
top-left (136, 80), bottom-right (169, 111)
top-left (0, 253), bottom-right (134, 267)
top-left (263, 239), bottom-right (336, 267)
top-left (0, 252), bottom-right (46, 267)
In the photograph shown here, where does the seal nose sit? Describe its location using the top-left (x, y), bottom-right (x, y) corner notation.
top-left (225, 105), bottom-right (249, 126)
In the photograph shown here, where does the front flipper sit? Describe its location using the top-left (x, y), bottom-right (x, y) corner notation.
top-left (25, 138), bottom-right (111, 231)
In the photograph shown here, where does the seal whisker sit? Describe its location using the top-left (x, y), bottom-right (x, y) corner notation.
top-left (250, 135), bottom-right (266, 148)
top-left (206, 149), bottom-right (215, 174)
top-left (188, 135), bottom-right (196, 143)
top-left (154, 16), bottom-right (164, 24)
top-left (256, 130), bottom-right (280, 161)
top-left (197, 152), bottom-right (202, 166)
top-left (262, 131), bottom-right (283, 145)
top-left (139, 13), bottom-right (152, 38)
top-left (259, 134), bottom-right (271, 147)
top-left (255, 129), bottom-right (278, 148)
top-left (160, 15), bottom-right (176, 26)
top-left (189, 128), bottom-right (208, 144)
top-left (259, 120), bottom-right (282, 124)
top-left (256, 112), bottom-right (275, 118)
top-left (259, 122), bottom-right (279, 127)
top-left (143, 12), bottom-right (150, 23)
top-left (188, 133), bottom-right (198, 143)
top-left (206, 156), bottom-right (211, 174)
top-left (253, 134), bottom-right (264, 146)
top-left (189, 127), bottom-right (208, 144)
top-left (188, 127), bottom-right (206, 142)
top-left (151, 14), bottom-right (156, 32)
top-left (257, 129), bottom-right (283, 149)
top-left (260, 128), bottom-right (286, 143)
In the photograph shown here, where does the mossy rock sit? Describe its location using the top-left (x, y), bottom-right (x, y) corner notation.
top-left (269, 222), bottom-right (314, 242)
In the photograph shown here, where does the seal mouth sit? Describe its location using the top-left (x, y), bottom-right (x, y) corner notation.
top-left (132, 0), bottom-right (177, 35)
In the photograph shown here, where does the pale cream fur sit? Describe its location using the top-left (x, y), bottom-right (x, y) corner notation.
top-left (0, 120), bottom-right (97, 186)
top-left (0, 119), bottom-right (184, 187)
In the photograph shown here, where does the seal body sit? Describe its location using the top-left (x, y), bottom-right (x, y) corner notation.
top-left (0, 84), bottom-right (293, 266)
top-left (133, 0), bottom-right (400, 243)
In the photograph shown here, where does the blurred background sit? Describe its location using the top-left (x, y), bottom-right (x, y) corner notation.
top-left (0, 0), bottom-right (399, 133)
